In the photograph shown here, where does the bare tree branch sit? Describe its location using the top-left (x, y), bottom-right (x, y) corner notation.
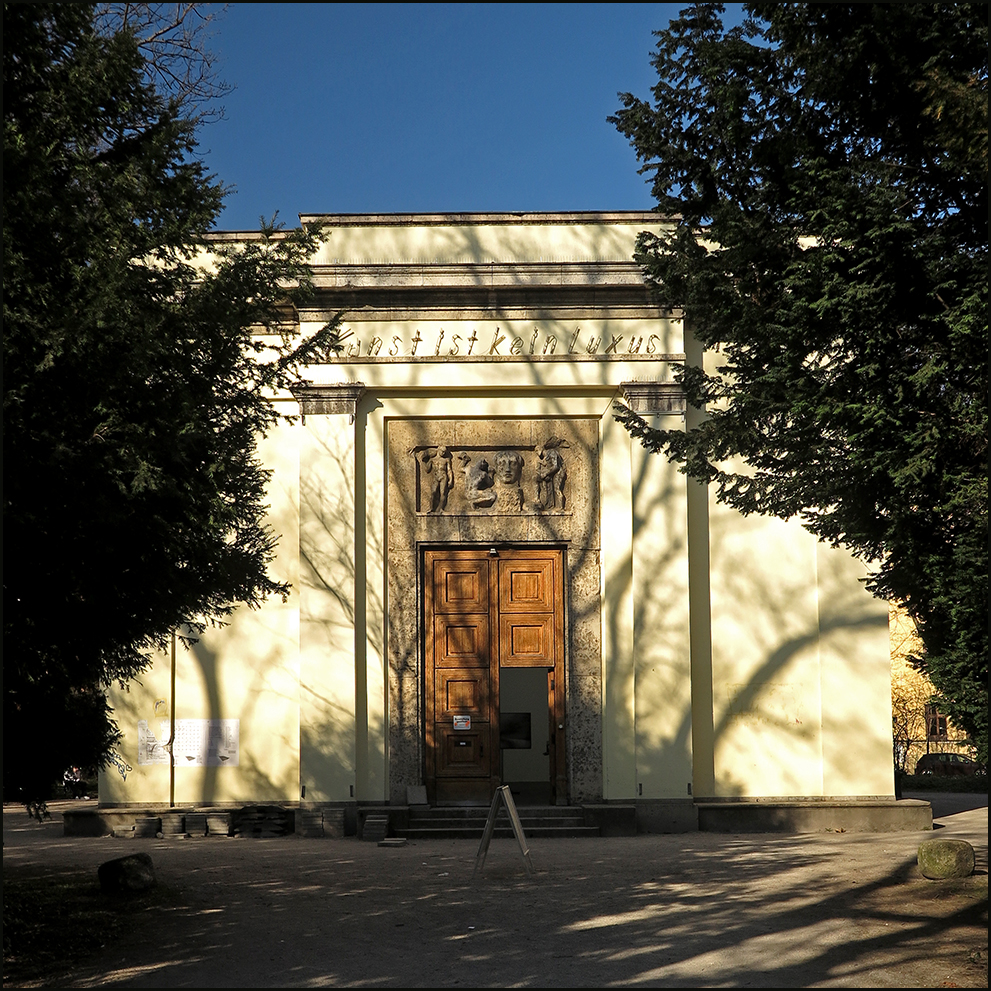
top-left (94, 3), bottom-right (231, 120)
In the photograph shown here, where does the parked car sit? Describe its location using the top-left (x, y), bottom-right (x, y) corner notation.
top-left (915, 752), bottom-right (986, 777)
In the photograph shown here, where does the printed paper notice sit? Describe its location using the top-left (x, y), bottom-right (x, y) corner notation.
top-left (137, 719), bottom-right (240, 766)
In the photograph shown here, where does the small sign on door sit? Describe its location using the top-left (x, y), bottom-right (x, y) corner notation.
top-left (453, 715), bottom-right (471, 730)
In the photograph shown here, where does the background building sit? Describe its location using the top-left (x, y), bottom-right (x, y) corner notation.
top-left (890, 606), bottom-right (976, 775)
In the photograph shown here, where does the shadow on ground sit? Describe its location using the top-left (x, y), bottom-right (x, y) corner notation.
top-left (3, 802), bottom-right (987, 988)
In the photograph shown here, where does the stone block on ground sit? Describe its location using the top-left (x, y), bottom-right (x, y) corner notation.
top-left (362, 814), bottom-right (389, 842)
top-left (297, 810), bottom-right (325, 838)
top-left (184, 813), bottom-right (208, 836)
top-left (232, 805), bottom-right (293, 838)
top-left (98, 852), bottom-right (157, 893)
top-left (134, 817), bottom-right (161, 838)
top-left (205, 812), bottom-right (231, 836)
top-left (918, 838), bottom-right (976, 879)
top-left (160, 813), bottom-right (186, 836)
top-left (322, 808), bottom-right (346, 839)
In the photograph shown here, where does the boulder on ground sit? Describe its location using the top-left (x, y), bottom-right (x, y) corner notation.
top-left (917, 838), bottom-right (975, 879)
top-left (98, 852), bottom-right (157, 893)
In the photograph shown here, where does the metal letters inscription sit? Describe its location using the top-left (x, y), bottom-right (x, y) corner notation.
top-left (412, 440), bottom-right (570, 515)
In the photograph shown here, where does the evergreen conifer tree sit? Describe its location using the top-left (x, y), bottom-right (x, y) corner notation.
top-left (3, 3), bottom-right (339, 801)
top-left (612, 3), bottom-right (987, 760)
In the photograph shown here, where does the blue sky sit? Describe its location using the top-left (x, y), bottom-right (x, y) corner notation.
top-left (199, 3), bottom-right (728, 230)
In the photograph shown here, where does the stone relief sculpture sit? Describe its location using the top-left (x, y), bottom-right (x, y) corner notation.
top-left (416, 445), bottom-right (455, 513)
top-left (535, 437), bottom-right (569, 510)
top-left (413, 439), bottom-right (569, 514)
top-left (493, 450), bottom-right (525, 511)
top-left (457, 452), bottom-right (497, 509)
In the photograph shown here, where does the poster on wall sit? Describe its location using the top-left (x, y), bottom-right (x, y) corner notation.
top-left (137, 720), bottom-right (171, 764)
top-left (137, 719), bottom-right (240, 766)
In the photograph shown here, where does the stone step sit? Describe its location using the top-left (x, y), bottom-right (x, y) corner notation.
top-left (356, 803), bottom-right (635, 841)
top-left (362, 814), bottom-right (390, 842)
top-left (406, 815), bottom-right (585, 829)
top-left (407, 806), bottom-right (584, 820)
top-left (398, 805), bottom-right (599, 839)
top-left (400, 825), bottom-right (601, 840)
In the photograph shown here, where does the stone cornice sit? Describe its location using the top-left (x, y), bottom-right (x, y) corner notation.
top-left (290, 382), bottom-right (366, 419)
top-left (301, 260), bottom-right (670, 322)
top-left (620, 381), bottom-right (687, 414)
top-left (298, 210), bottom-right (675, 227)
top-left (308, 260), bottom-right (652, 289)
top-left (299, 305), bottom-right (671, 323)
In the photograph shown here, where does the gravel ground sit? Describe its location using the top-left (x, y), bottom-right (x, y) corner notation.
top-left (3, 796), bottom-right (987, 988)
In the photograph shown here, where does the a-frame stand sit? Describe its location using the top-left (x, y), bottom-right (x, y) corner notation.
top-left (473, 784), bottom-right (535, 878)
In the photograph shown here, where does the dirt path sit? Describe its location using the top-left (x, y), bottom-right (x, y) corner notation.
top-left (4, 802), bottom-right (987, 988)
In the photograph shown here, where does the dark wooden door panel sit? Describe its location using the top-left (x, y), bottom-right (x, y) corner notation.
top-left (435, 726), bottom-right (490, 777)
top-left (434, 670), bottom-right (491, 719)
top-left (433, 615), bottom-right (489, 668)
top-left (432, 558), bottom-right (489, 613)
top-left (499, 613), bottom-right (555, 667)
top-left (499, 558), bottom-right (555, 611)
top-left (425, 547), bottom-right (566, 805)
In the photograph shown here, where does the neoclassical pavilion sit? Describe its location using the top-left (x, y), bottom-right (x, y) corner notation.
top-left (102, 212), bottom-right (917, 832)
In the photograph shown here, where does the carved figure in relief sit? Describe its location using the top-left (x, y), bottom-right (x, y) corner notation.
top-left (458, 452), bottom-right (496, 509)
top-left (493, 450), bottom-right (525, 512)
top-left (535, 437), bottom-right (569, 510)
top-left (417, 445), bottom-right (455, 512)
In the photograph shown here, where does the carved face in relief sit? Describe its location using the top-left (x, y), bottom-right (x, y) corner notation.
top-left (494, 450), bottom-right (524, 484)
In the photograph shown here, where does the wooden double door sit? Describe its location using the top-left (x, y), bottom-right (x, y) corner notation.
top-left (424, 547), bottom-right (566, 805)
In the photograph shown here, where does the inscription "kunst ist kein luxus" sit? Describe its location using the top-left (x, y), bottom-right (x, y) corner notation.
top-left (337, 326), bottom-right (669, 358)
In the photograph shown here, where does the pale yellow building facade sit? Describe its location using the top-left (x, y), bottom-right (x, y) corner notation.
top-left (102, 213), bottom-right (907, 831)
top-left (890, 605), bottom-right (973, 774)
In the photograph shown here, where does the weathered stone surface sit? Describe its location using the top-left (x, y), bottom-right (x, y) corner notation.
top-left (133, 816), bottom-right (160, 838)
top-left (184, 812), bottom-right (208, 836)
top-left (297, 809), bottom-right (326, 838)
top-left (205, 813), bottom-right (231, 836)
top-left (98, 852), bottom-right (156, 893)
top-left (233, 805), bottom-right (294, 838)
top-left (387, 417), bottom-right (605, 803)
top-left (568, 673), bottom-right (604, 802)
top-left (362, 814), bottom-right (389, 842)
top-left (918, 838), bottom-right (976, 879)
top-left (159, 813), bottom-right (186, 835)
top-left (322, 807), bottom-right (346, 839)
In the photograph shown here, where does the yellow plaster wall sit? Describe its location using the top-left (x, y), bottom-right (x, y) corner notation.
top-left (356, 398), bottom-right (389, 801)
top-left (701, 498), bottom-right (891, 798)
top-left (632, 424), bottom-right (693, 799)
top-left (100, 218), bottom-right (896, 810)
top-left (818, 542), bottom-right (893, 795)
top-left (600, 410), bottom-right (636, 800)
top-left (706, 505), bottom-right (823, 796)
top-left (299, 414), bottom-right (359, 802)
top-left (307, 218), bottom-right (666, 266)
top-left (101, 424), bottom-right (302, 805)
top-left (683, 328), bottom-right (892, 799)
